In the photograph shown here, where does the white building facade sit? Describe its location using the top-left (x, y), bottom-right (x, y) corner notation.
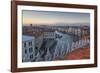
top-left (43, 31), bottom-right (56, 40)
top-left (22, 35), bottom-right (35, 62)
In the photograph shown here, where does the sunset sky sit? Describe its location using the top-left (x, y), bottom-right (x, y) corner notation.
top-left (22, 10), bottom-right (90, 25)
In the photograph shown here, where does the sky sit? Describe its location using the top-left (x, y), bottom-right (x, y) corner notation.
top-left (22, 10), bottom-right (90, 26)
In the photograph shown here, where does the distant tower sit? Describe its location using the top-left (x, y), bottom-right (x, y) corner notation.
top-left (30, 24), bottom-right (32, 27)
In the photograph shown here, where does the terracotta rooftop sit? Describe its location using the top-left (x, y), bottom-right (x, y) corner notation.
top-left (23, 30), bottom-right (43, 38)
top-left (64, 47), bottom-right (90, 60)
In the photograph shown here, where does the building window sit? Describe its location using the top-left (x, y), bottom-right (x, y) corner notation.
top-left (25, 49), bottom-right (27, 54)
top-left (24, 42), bottom-right (26, 47)
top-left (30, 54), bottom-right (33, 59)
top-left (29, 41), bottom-right (32, 46)
top-left (35, 47), bottom-right (38, 55)
top-left (29, 47), bottom-right (33, 53)
top-left (22, 59), bottom-right (23, 62)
